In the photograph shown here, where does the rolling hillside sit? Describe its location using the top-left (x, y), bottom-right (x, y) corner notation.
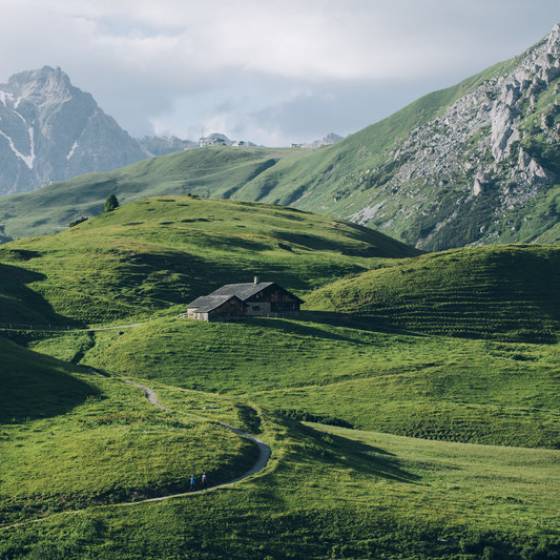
top-left (1, 196), bottom-right (560, 558)
top-left (306, 244), bottom-right (560, 341)
top-left (73, 311), bottom-right (560, 448)
top-left (3, 381), bottom-right (560, 559)
top-left (3, 320), bottom-right (560, 557)
top-left (0, 337), bottom-right (260, 527)
top-left (0, 147), bottom-right (304, 239)
top-left (0, 196), bottom-right (416, 324)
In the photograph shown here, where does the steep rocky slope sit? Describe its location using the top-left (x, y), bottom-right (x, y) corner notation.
top-left (227, 24), bottom-right (560, 250)
top-left (348, 23), bottom-right (560, 249)
top-left (0, 66), bottom-right (146, 194)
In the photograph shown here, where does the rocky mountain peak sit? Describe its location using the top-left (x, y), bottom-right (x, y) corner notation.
top-left (4, 66), bottom-right (74, 106)
top-left (547, 23), bottom-right (560, 49)
top-left (0, 66), bottom-right (145, 195)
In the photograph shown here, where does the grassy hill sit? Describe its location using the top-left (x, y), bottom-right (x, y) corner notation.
top-left (67, 312), bottom-right (560, 449)
top-left (0, 147), bottom-right (305, 239)
top-left (0, 337), bottom-right (260, 526)
top-left (3, 333), bottom-right (560, 556)
top-left (2, 197), bottom-right (560, 558)
top-left (306, 244), bottom-right (560, 341)
top-left (0, 196), bottom-right (416, 325)
top-left (2, 414), bottom-right (559, 559)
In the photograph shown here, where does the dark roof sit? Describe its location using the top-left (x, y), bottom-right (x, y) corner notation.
top-left (187, 294), bottom-right (244, 313)
top-left (210, 282), bottom-right (276, 301)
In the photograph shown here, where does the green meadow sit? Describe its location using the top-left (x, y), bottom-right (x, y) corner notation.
top-left (1, 197), bottom-right (559, 559)
top-left (0, 197), bottom-right (415, 325)
top-left (2, 417), bottom-right (559, 559)
top-left (0, 338), bottom-right (258, 527)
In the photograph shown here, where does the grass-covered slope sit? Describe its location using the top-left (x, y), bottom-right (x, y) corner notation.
top-left (0, 147), bottom-right (306, 239)
top-left (0, 337), bottom-right (98, 423)
top-left (0, 337), bottom-right (259, 525)
top-left (2, 210), bottom-right (560, 558)
top-left (0, 197), bottom-right (416, 324)
top-left (77, 314), bottom-right (560, 449)
top-left (3, 419), bottom-right (559, 559)
top-left (306, 244), bottom-right (560, 341)
top-left (228, 60), bottom-right (519, 210)
top-left (0, 255), bottom-right (79, 327)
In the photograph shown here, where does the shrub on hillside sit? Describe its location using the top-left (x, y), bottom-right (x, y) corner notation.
top-left (103, 194), bottom-right (120, 213)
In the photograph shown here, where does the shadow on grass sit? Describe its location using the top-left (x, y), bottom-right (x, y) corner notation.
top-left (247, 310), bottom-right (425, 340)
top-left (295, 420), bottom-right (421, 484)
top-left (0, 339), bottom-right (100, 423)
top-left (0, 262), bottom-right (84, 328)
top-left (298, 310), bottom-right (425, 336)
top-left (273, 229), bottom-right (417, 259)
top-left (246, 316), bottom-right (371, 345)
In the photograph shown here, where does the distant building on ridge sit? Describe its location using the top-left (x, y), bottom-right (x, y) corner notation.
top-left (199, 133), bottom-right (231, 147)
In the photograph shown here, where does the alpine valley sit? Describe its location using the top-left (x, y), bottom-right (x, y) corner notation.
top-left (1, 17), bottom-right (560, 560)
top-left (1, 25), bottom-right (559, 249)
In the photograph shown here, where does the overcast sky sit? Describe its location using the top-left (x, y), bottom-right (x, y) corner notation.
top-left (1, 0), bottom-right (559, 145)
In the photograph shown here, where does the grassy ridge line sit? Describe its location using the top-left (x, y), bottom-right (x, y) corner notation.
top-left (0, 196), bottom-right (416, 325)
top-left (305, 243), bottom-right (560, 341)
top-left (229, 59), bottom-right (520, 211)
top-left (0, 147), bottom-right (304, 239)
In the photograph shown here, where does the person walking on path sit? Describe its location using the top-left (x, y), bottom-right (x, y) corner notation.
top-left (201, 473), bottom-right (208, 489)
top-left (189, 474), bottom-right (196, 491)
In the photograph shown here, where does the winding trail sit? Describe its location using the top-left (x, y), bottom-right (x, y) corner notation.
top-left (0, 382), bottom-right (271, 530)
top-left (123, 381), bottom-right (272, 503)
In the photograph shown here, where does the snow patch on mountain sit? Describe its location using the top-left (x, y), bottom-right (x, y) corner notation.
top-left (0, 90), bottom-right (14, 106)
top-left (66, 140), bottom-right (79, 161)
top-left (0, 128), bottom-right (34, 169)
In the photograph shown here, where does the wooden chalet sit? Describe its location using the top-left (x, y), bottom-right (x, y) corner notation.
top-left (186, 277), bottom-right (302, 321)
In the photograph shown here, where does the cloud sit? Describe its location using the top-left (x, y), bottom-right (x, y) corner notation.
top-left (0, 0), bottom-right (559, 144)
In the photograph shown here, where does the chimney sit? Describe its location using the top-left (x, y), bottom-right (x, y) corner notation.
top-left (253, 275), bottom-right (259, 285)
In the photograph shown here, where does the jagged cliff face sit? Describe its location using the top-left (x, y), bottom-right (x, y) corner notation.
top-left (0, 66), bottom-right (146, 194)
top-left (349, 24), bottom-right (560, 249)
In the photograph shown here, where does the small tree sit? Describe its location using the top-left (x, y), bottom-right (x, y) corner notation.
top-left (103, 194), bottom-right (120, 213)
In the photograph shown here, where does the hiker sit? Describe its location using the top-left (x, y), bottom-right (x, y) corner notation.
top-left (201, 472), bottom-right (208, 488)
top-left (189, 474), bottom-right (196, 491)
